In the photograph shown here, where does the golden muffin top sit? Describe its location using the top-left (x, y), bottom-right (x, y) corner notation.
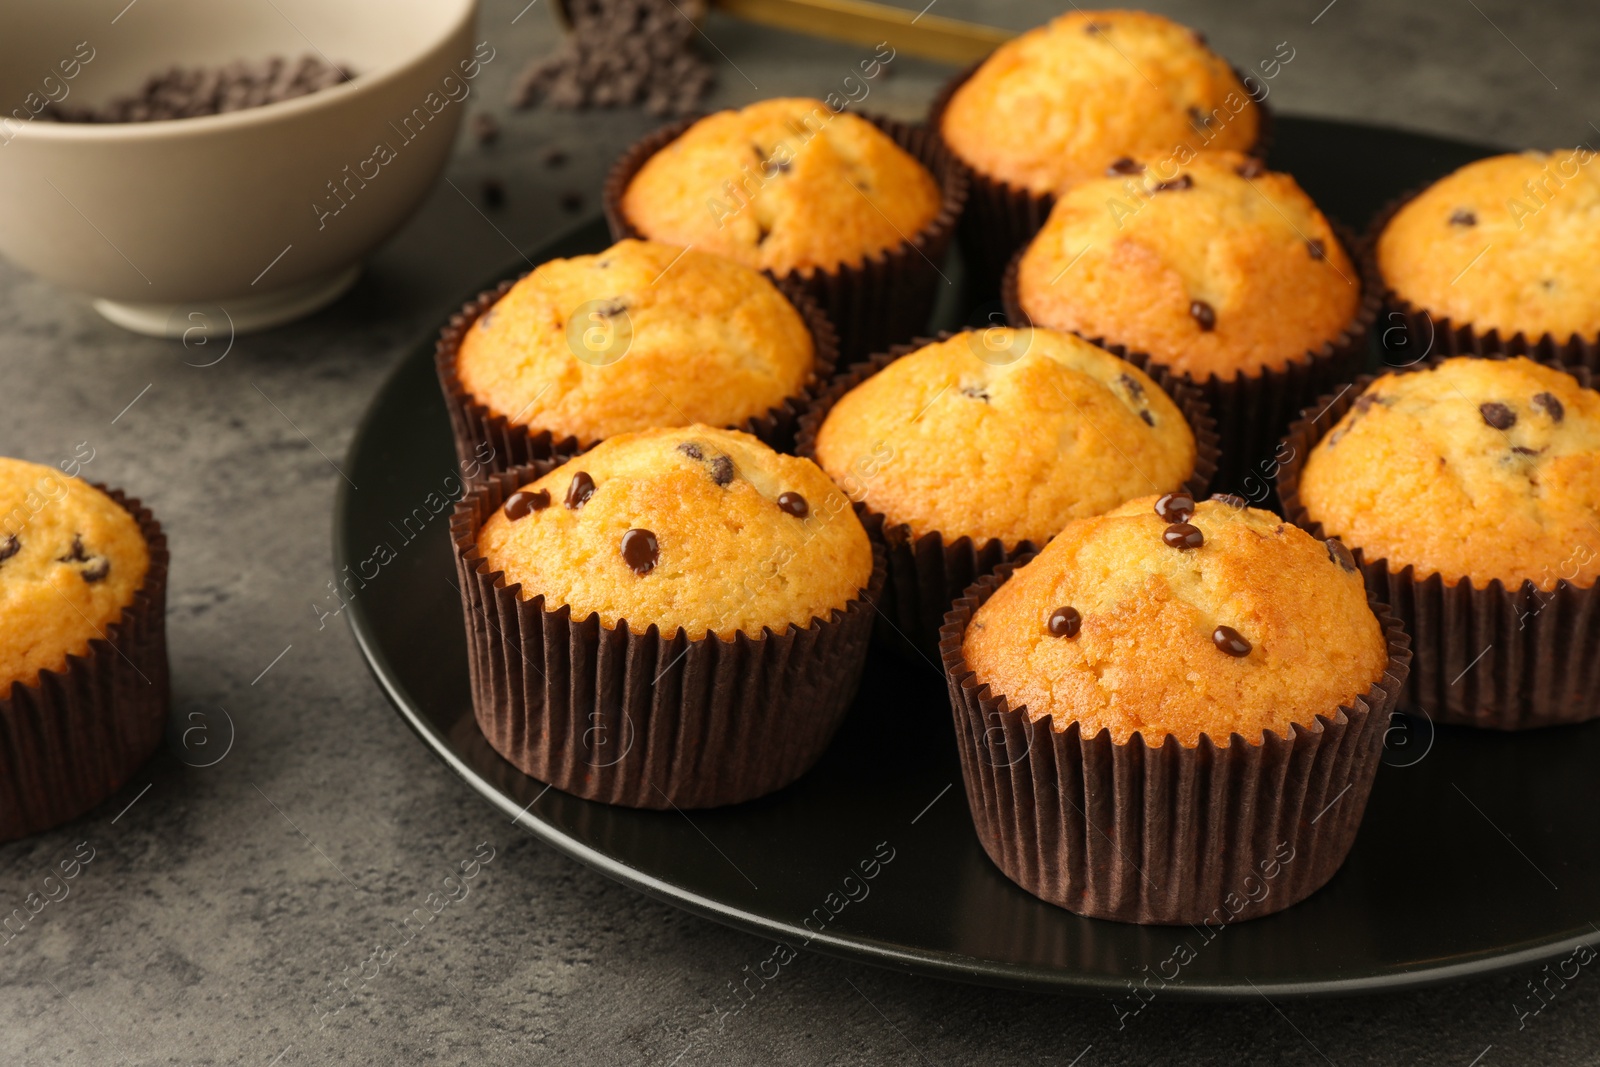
top-left (1016, 150), bottom-right (1359, 380)
top-left (0, 458), bottom-right (150, 692)
top-left (963, 496), bottom-right (1388, 746)
top-left (477, 426), bottom-right (873, 639)
top-left (620, 98), bottom-right (942, 275)
top-left (455, 239), bottom-right (817, 448)
top-left (1298, 357), bottom-right (1600, 590)
top-left (810, 329), bottom-right (1197, 547)
top-left (1377, 149), bottom-right (1600, 341)
top-left (940, 9), bottom-right (1259, 196)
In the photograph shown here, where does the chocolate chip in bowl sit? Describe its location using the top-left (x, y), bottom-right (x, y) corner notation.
top-left (0, 0), bottom-right (478, 336)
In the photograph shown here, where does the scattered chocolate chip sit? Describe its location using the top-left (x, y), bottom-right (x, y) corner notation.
top-left (1512, 445), bottom-right (1542, 456)
top-left (1189, 300), bottom-right (1216, 331)
top-left (595, 299), bottom-right (627, 317)
top-left (1213, 625), bottom-right (1252, 657)
top-left (777, 491), bottom-right (809, 518)
top-left (1210, 493), bottom-right (1247, 508)
top-left (1085, 21), bottom-right (1107, 35)
top-left (1480, 402), bottom-right (1516, 430)
top-left (1192, 29), bottom-right (1208, 45)
top-left (1140, 410), bottom-right (1155, 427)
top-left (1236, 158), bottom-right (1265, 179)
top-left (1326, 538), bottom-right (1357, 572)
top-left (960, 385), bottom-right (991, 402)
top-left (1533, 392), bottom-right (1565, 422)
top-left (1107, 157), bottom-right (1144, 176)
top-left (676, 442), bottom-right (704, 460)
top-left (560, 191), bottom-right (583, 214)
top-left (1046, 606), bottom-right (1082, 638)
top-left (708, 456), bottom-right (735, 487)
top-left (481, 177), bottom-right (506, 209)
top-left (0, 536), bottom-right (17, 564)
top-left (1154, 493), bottom-right (1195, 522)
top-left (504, 489), bottom-right (550, 521)
top-left (1449, 209), bottom-right (1477, 226)
top-left (1163, 522), bottom-right (1204, 550)
top-left (1187, 105), bottom-right (1213, 129)
top-left (1307, 239), bottom-right (1326, 260)
top-left (508, 0), bottom-right (714, 116)
top-left (81, 559), bottom-right (110, 583)
top-left (565, 471), bottom-right (596, 509)
top-left (1118, 373), bottom-right (1145, 400)
top-left (1354, 394), bottom-right (1377, 415)
top-left (470, 112), bottom-right (500, 146)
top-left (1153, 175), bottom-right (1194, 192)
top-left (1541, 279), bottom-right (1556, 291)
top-left (620, 528), bottom-right (659, 575)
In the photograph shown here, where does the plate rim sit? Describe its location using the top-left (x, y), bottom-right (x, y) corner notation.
top-left (336, 120), bottom-right (1600, 999)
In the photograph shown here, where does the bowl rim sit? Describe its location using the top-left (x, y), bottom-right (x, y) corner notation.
top-left (4, 0), bottom-right (478, 144)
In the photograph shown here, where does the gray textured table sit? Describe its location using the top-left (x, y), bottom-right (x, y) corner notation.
top-left (3, 1), bottom-right (1597, 1063)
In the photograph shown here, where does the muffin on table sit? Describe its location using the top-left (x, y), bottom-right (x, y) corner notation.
top-left (606, 97), bottom-right (964, 359)
top-left (1282, 356), bottom-right (1600, 729)
top-left (1011, 149), bottom-right (1371, 492)
top-left (1375, 149), bottom-right (1600, 364)
top-left (0, 457), bottom-right (169, 841)
top-left (439, 238), bottom-right (832, 479)
top-left (933, 8), bottom-right (1264, 281)
top-left (800, 327), bottom-right (1214, 654)
top-left (943, 495), bottom-right (1407, 923)
top-left (453, 425), bottom-right (882, 809)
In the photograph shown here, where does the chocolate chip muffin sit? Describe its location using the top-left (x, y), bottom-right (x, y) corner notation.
top-left (1377, 149), bottom-right (1600, 347)
top-left (938, 11), bottom-right (1260, 197)
top-left (455, 426), bottom-right (882, 808)
top-left (0, 458), bottom-right (169, 842)
top-left (811, 330), bottom-right (1200, 547)
top-left (445, 238), bottom-right (828, 471)
top-left (617, 98), bottom-right (942, 276)
top-left (962, 496), bottom-right (1388, 745)
top-left (1008, 149), bottom-right (1371, 493)
top-left (479, 426), bottom-right (872, 638)
top-left (1296, 357), bottom-right (1600, 590)
top-left (607, 98), bottom-right (965, 361)
top-left (943, 494), bottom-right (1406, 923)
top-left (0, 458), bottom-right (150, 690)
top-left (1015, 151), bottom-right (1358, 381)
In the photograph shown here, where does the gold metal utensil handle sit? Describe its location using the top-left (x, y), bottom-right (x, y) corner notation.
top-left (552, 0), bottom-right (1012, 65)
top-left (714, 0), bottom-right (1011, 64)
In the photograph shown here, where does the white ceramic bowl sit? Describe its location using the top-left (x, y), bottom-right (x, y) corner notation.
top-left (0, 0), bottom-right (479, 335)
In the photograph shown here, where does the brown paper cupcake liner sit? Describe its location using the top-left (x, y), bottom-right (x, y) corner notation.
top-left (928, 61), bottom-right (1273, 294)
top-left (0, 487), bottom-right (170, 843)
top-left (434, 275), bottom-right (840, 483)
top-left (1364, 189), bottom-right (1600, 370)
top-left (940, 556), bottom-right (1411, 925)
top-left (451, 464), bottom-right (885, 809)
top-left (602, 111), bottom-right (969, 363)
top-left (1003, 223), bottom-right (1378, 497)
top-left (794, 334), bottom-right (1219, 659)
top-left (1279, 364), bottom-right (1600, 729)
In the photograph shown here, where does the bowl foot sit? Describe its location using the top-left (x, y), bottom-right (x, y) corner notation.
top-left (91, 265), bottom-right (362, 338)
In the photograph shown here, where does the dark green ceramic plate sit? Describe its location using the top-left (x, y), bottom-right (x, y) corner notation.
top-left (337, 116), bottom-right (1600, 998)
